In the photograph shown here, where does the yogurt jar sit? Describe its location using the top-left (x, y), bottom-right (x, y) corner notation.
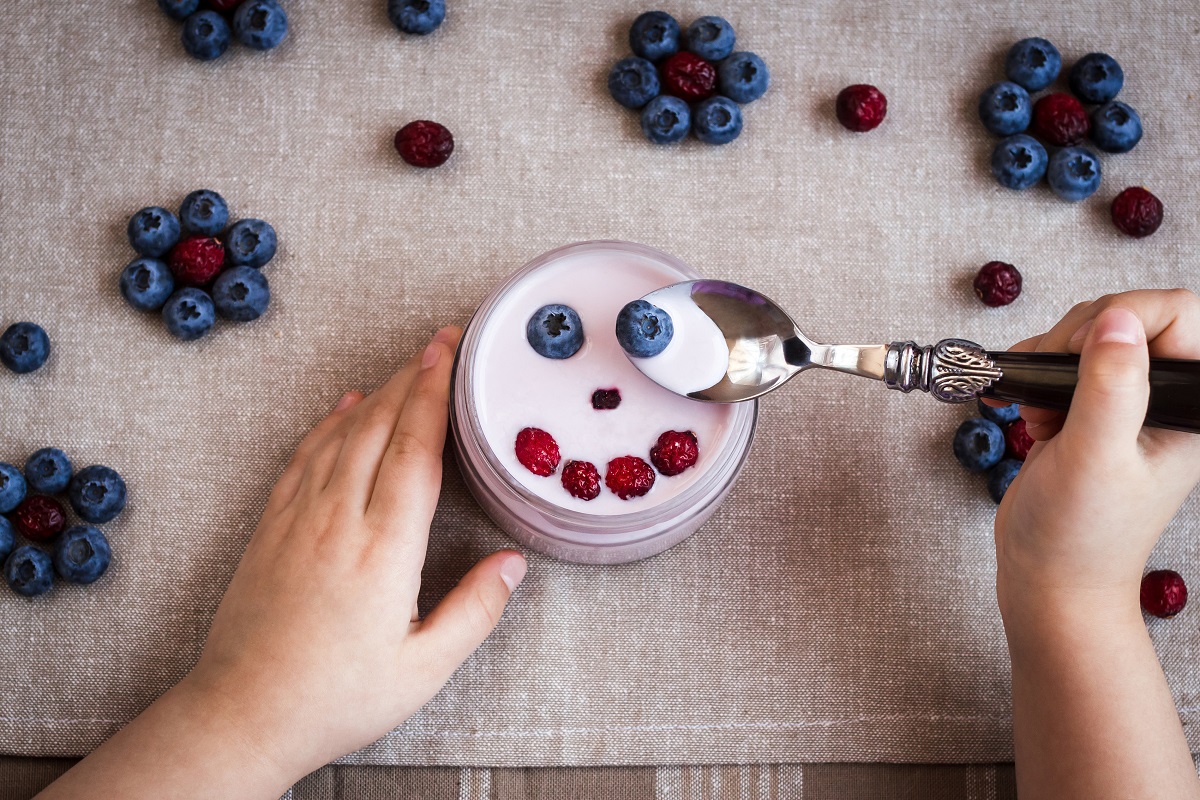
top-left (449, 241), bottom-right (758, 564)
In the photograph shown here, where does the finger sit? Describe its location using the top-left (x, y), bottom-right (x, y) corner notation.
top-left (263, 391), bottom-right (364, 517)
top-left (1039, 290), bottom-right (1200, 357)
top-left (1024, 417), bottom-right (1063, 442)
top-left (1019, 406), bottom-right (1060, 426)
top-left (411, 551), bottom-right (526, 681)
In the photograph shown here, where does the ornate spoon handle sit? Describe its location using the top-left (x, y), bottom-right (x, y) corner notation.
top-left (882, 339), bottom-right (1200, 434)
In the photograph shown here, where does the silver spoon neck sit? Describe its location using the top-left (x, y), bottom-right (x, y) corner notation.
top-left (806, 342), bottom-right (889, 382)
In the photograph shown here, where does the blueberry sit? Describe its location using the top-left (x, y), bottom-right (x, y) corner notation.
top-left (717, 51), bottom-right (769, 104)
top-left (182, 11), bottom-right (232, 61)
top-left (225, 218), bottom-right (277, 268)
top-left (686, 16), bottom-right (735, 62)
top-left (0, 463), bottom-right (27, 514)
top-left (692, 96), bottom-right (743, 145)
top-left (987, 459), bottom-right (1023, 503)
top-left (978, 81), bottom-right (1031, 136)
top-left (53, 526), bottom-right (111, 584)
top-left (4, 546), bottom-right (53, 597)
top-left (1069, 53), bottom-right (1124, 104)
top-left (1004, 37), bottom-right (1061, 92)
top-left (24, 448), bottom-right (73, 495)
top-left (127, 206), bottom-right (181, 258)
top-left (1090, 101), bottom-right (1142, 153)
top-left (1047, 146), bottom-right (1102, 202)
top-left (629, 11), bottom-right (680, 62)
top-left (952, 418), bottom-right (1005, 473)
top-left (607, 57), bottom-right (660, 110)
top-left (213, 266), bottom-right (270, 322)
top-left (0, 322), bottom-right (50, 374)
top-left (68, 465), bottom-right (127, 524)
top-left (162, 288), bottom-right (216, 341)
top-left (978, 399), bottom-right (1020, 425)
top-left (179, 189), bottom-right (230, 236)
top-left (990, 134), bottom-right (1047, 190)
top-left (616, 300), bottom-right (674, 358)
top-left (387, 0), bottom-right (445, 35)
top-left (525, 304), bottom-right (584, 359)
top-left (640, 96), bottom-right (690, 144)
top-left (233, 0), bottom-right (288, 50)
top-left (119, 258), bottom-right (175, 312)
top-left (158, 0), bottom-right (200, 21)
top-left (0, 518), bottom-right (13, 564)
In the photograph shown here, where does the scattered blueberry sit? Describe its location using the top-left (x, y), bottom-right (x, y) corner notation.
top-left (608, 57), bottom-right (661, 110)
top-left (182, 11), bottom-right (232, 61)
top-left (120, 258), bottom-right (176, 312)
top-left (685, 16), bottom-right (735, 62)
top-left (692, 96), bottom-right (743, 144)
top-left (127, 206), bottom-right (181, 258)
top-left (978, 399), bottom-right (1020, 425)
top-left (987, 459), bottom-right (1023, 503)
top-left (158, 0), bottom-right (200, 21)
top-left (24, 448), bottom-right (73, 495)
top-left (0, 517), bottom-right (13, 564)
top-left (213, 266), bottom-right (271, 322)
top-left (952, 418), bottom-right (1005, 472)
top-left (233, 0), bottom-right (289, 50)
top-left (717, 51), bottom-right (769, 104)
top-left (387, 0), bottom-right (446, 35)
top-left (1004, 37), bottom-right (1061, 92)
top-left (0, 322), bottom-right (50, 374)
top-left (179, 189), bottom-right (230, 236)
top-left (4, 546), bottom-right (53, 597)
top-left (639, 95), bottom-right (690, 144)
top-left (1069, 52), bottom-right (1124, 104)
top-left (162, 287), bottom-right (217, 341)
top-left (616, 300), bottom-right (674, 358)
top-left (978, 81), bottom-right (1031, 136)
top-left (225, 218), bottom-right (277, 268)
top-left (990, 134), bottom-right (1047, 190)
top-left (629, 11), bottom-right (680, 62)
top-left (1090, 101), bottom-right (1142, 154)
top-left (526, 304), bottom-right (585, 359)
top-left (0, 463), bottom-right (26, 514)
top-left (1047, 146), bottom-right (1102, 202)
top-left (68, 465), bottom-right (127, 525)
top-left (53, 526), bottom-right (112, 584)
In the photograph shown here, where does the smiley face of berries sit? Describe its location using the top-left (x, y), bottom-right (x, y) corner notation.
top-left (561, 460), bottom-right (602, 501)
top-left (973, 261), bottom-right (1022, 307)
top-left (12, 495), bottom-right (67, 542)
top-left (394, 120), bottom-right (455, 168)
top-left (169, 235), bottom-right (226, 286)
top-left (1111, 187), bottom-right (1163, 238)
top-left (836, 84), bottom-right (887, 132)
top-left (660, 52), bottom-right (717, 102)
top-left (649, 430), bottom-right (699, 476)
top-left (605, 455), bottom-right (656, 500)
top-left (515, 427), bottom-right (561, 477)
top-left (526, 304), bottom-right (585, 359)
top-left (1141, 570), bottom-right (1187, 618)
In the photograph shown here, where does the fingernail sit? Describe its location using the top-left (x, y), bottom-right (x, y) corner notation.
top-left (1092, 307), bottom-right (1144, 345)
top-left (499, 554), bottom-right (527, 592)
top-left (1067, 319), bottom-right (1093, 345)
top-left (334, 392), bottom-right (357, 411)
top-left (421, 343), bottom-right (441, 369)
top-left (433, 325), bottom-right (458, 345)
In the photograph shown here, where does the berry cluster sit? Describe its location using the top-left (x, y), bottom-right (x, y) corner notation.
top-left (608, 12), bottom-right (769, 146)
top-left (0, 322), bottom-right (51, 375)
top-left (0, 451), bottom-right (124, 597)
top-left (120, 190), bottom-right (276, 341)
top-left (159, 0), bottom-right (288, 61)
top-left (950, 400), bottom-right (1029, 504)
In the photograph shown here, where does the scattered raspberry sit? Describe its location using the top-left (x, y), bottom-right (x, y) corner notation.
top-left (649, 430), bottom-right (699, 476)
top-left (973, 261), bottom-right (1022, 307)
top-left (604, 455), bottom-right (655, 499)
top-left (514, 427), bottom-right (560, 476)
top-left (836, 84), bottom-right (887, 132)
top-left (11, 495), bottom-right (66, 542)
top-left (1111, 187), bottom-right (1164, 238)
top-left (205, 0), bottom-right (243, 14)
top-left (591, 388), bottom-right (621, 410)
top-left (168, 235), bottom-right (226, 287)
top-left (561, 460), bottom-right (601, 501)
top-left (1032, 93), bottom-right (1089, 147)
top-left (1004, 418), bottom-right (1034, 461)
top-left (1141, 570), bottom-right (1187, 619)
top-left (394, 120), bottom-right (454, 168)
top-left (660, 52), bottom-right (717, 102)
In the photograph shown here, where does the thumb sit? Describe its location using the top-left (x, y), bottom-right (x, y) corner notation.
top-left (1060, 306), bottom-right (1149, 450)
top-left (413, 550), bottom-right (526, 680)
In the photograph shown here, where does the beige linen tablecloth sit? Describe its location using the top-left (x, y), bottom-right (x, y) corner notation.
top-left (1, 0), bottom-right (1198, 766)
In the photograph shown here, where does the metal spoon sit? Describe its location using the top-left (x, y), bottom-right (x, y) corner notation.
top-left (626, 280), bottom-right (1200, 434)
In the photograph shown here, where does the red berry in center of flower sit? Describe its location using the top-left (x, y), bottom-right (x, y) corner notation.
top-left (836, 84), bottom-right (887, 132)
top-left (514, 427), bottom-right (560, 476)
top-left (1111, 187), bottom-right (1164, 238)
top-left (1141, 569), bottom-right (1188, 618)
top-left (973, 261), bottom-right (1022, 307)
top-left (12, 495), bottom-right (66, 542)
top-left (605, 455), bottom-right (655, 499)
top-left (561, 460), bottom-right (601, 501)
top-left (394, 120), bottom-right (455, 168)
top-left (649, 430), bottom-right (699, 476)
top-left (1032, 93), bottom-right (1089, 147)
top-left (660, 52), bottom-right (717, 102)
top-left (169, 235), bottom-right (226, 287)
top-left (1005, 418), bottom-right (1034, 461)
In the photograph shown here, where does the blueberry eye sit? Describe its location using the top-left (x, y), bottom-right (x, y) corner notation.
top-left (526, 304), bottom-right (584, 359)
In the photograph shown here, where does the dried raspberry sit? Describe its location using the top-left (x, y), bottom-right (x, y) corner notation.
top-left (973, 261), bottom-right (1022, 307)
top-left (394, 120), bottom-right (454, 168)
top-left (591, 388), bottom-right (621, 410)
top-left (649, 430), bottom-right (699, 476)
top-left (514, 427), bottom-right (560, 476)
top-left (561, 460), bottom-right (601, 501)
top-left (836, 84), bottom-right (887, 132)
top-left (1032, 93), bottom-right (1089, 147)
top-left (11, 495), bottom-right (66, 542)
top-left (168, 235), bottom-right (226, 287)
top-left (1141, 570), bottom-right (1187, 618)
top-left (1004, 418), bottom-right (1034, 461)
top-left (1111, 187), bottom-right (1163, 238)
top-left (604, 455), bottom-right (655, 500)
top-left (660, 52), bottom-right (717, 102)
top-left (205, 0), bottom-right (243, 14)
